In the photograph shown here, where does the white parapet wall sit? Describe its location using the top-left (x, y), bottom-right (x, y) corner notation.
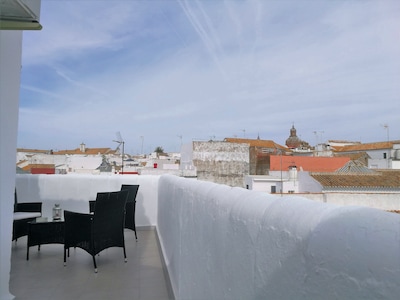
top-left (16, 174), bottom-right (159, 227)
top-left (157, 174), bottom-right (400, 299)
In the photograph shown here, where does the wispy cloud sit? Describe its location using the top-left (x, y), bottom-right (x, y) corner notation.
top-left (18, 0), bottom-right (400, 152)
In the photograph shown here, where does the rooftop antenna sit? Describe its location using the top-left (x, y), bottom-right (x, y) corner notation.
top-left (140, 136), bottom-right (144, 155)
top-left (313, 130), bottom-right (324, 145)
top-left (177, 135), bottom-right (183, 148)
top-left (113, 132), bottom-right (125, 174)
top-left (381, 123), bottom-right (389, 142)
top-left (242, 129), bottom-right (246, 138)
top-left (380, 124), bottom-right (390, 169)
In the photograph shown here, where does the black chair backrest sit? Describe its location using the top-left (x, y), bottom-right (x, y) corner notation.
top-left (120, 184), bottom-right (139, 203)
top-left (89, 192), bottom-right (108, 213)
top-left (92, 190), bottom-right (128, 241)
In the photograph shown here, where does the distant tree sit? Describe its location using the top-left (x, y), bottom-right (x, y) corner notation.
top-left (154, 146), bottom-right (164, 154)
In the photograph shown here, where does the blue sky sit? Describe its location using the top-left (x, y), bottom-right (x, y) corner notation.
top-left (18, 0), bottom-right (400, 154)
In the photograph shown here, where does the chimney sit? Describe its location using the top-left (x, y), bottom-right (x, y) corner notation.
top-left (288, 165), bottom-right (297, 180)
top-left (80, 142), bottom-right (86, 153)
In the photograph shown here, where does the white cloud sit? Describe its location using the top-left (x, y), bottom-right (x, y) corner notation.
top-left (18, 0), bottom-right (400, 152)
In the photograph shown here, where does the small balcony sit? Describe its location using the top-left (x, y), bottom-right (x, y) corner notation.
top-left (9, 173), bottom-right (400, 299)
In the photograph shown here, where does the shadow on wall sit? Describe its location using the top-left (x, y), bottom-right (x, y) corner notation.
top-left (15, 174), bottom-right (156, 228)
top-left (121, 175), bottom-right (159, 228)
top-left (254, 206), bottom-right (400, 299)
top-left (156, 174), bottom-right (400, 300)
top-left (134, 188), bottom-right (149, 228)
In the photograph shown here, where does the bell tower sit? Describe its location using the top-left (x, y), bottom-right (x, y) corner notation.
top-left (285, 124), bottom-right (301, 149)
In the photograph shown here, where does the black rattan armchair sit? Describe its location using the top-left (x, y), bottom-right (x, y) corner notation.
top-left (89, 184), bottom-right (139, 239)
top-left (64, 190), bottom-right (128, 272)
top-left (121, 184), bottom-right (139, 239)
top-left (13, 189), bottom-right (42, 241)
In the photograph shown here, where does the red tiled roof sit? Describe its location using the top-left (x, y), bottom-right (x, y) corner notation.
top-left (224, 138), bottom-right (288, 150)
top-left (22, 164), bottom-right (55, 171)
top-left (18, 147), bottom-right (115, 155)
top-left (53, 148), bottom-right (115, 155)
top-left (17, 148), bottom-right (49, 154)
top-left (270, 155), bottom-right (350, 172)
top-left (310, 170), bottom-right (400, 188)
top-left (334, 152), bottom-right (370, 160)
top-left (333, 141), bottom-right (400, 152)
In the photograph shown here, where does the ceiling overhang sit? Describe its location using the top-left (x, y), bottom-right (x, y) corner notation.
top-left (0, 0), bottom-right (42, 30)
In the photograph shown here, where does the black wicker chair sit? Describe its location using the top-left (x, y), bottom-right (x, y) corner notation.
top-left (89, 184), bottom-right (139, 239)
top-left (121, 184), bottom-right (139, 239)
top-left (64, 190), bottom-right (128, 272)
top-left (13, 189), bottom-right (42, 241)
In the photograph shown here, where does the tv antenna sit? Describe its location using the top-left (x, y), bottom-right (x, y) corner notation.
top-left (140, 136), bottom-right (144, 155)
top-left (113, 132), bottom-right (125, 174)
top-left (381, 123), bottom-right (389, 142)
top-left (313, 130), bottom-right (324, 145)
top-left (177, 135), bottom-right (183, 149)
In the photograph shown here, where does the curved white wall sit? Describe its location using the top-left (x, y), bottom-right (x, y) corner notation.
top-left (157, 175), bottom-right (400, 299)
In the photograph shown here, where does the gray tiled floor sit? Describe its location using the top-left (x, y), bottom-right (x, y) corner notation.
top-left (10, 228), bottom-right (173, 300)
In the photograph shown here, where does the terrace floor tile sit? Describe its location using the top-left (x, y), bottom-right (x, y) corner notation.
top-left (10, 228), bottom-right (173, 300)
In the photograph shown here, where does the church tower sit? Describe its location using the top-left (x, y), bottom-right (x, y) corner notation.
top-left (285, 124), bottom-right (302, 149)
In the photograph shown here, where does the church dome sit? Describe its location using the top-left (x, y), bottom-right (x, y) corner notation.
top-left (285, 125), bottom-right (302, 149)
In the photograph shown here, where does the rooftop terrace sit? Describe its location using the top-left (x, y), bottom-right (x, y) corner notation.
top-left (5, 174), bottom-right (400, 299)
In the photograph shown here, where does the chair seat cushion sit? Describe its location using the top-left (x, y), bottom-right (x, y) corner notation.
top-left (13, 212), bottom-right (41, 221)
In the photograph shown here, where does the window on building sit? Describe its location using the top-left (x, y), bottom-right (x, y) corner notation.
top-left (383, 153), bottom-right (387, 159)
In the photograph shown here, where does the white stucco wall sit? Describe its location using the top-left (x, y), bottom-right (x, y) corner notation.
top-left (323, 193), bottom-right (400, 211)
top-left (0, 30), bottom-right (24, 300)
top-left (298, 171), bottom-right (323, 193)
top-left (157, 174), bottom-right (400, 299)
top-left (15, 174), bottom-right (159, 227)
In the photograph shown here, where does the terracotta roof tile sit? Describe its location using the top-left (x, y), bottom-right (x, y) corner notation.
top-left (17, 147), bottom-right (115, 155)
top-left (270, 156), bottom-right (350, 172)
top-left (22, 164), bottom-right (55, 171)
top-left (310, 171), bottom-right (400, 188)
top-left (333, 141), bottom-right (400, 152)
top-left (53, 148), bottom-right (115, 155)
top-left (17, 148), bottom-right (49, 153)
top-left (224, 138), bottom-right (287, 150)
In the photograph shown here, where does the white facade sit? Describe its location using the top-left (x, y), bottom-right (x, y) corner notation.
top-left (246, 170), bottom-right (400, 211)
top-left (245, 167), bottom-right (300, 194)
top-left (368, 148), bottom-right (392, 169)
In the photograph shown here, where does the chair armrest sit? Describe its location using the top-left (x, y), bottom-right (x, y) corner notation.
top-left (64, 211), bottom-right (92, 224)
top-left (14, 202), bottom-right (42, 213)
